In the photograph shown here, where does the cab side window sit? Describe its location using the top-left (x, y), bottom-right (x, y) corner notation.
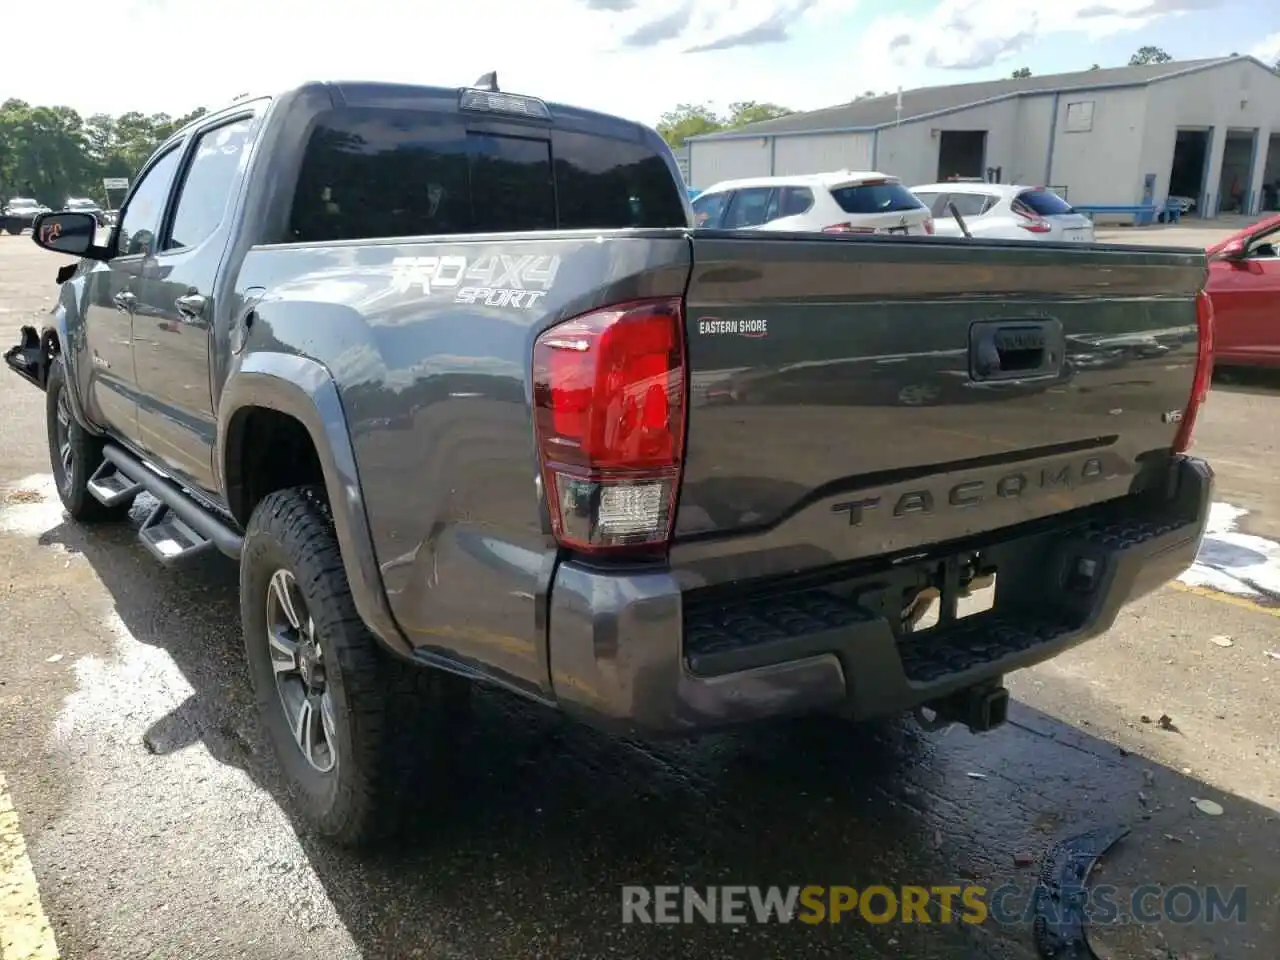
top-left (165, 116), bottom-right (258, 252)
top-left (114, 147), bottom-right (183, 257)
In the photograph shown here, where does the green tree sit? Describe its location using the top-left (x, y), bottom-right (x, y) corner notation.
top-left (656, 103), bottom-right (724, 149)
top-left (724, 101), bottom-right (794, 127)
top-left (1090, 63), bottom-right (1100, 70)
top-left (1011, 67), bottom-right (1032, 79)
top-left (0, 100), bottom-right (208, 206)
top-left (1129, 45), bottom-right (1173, 66)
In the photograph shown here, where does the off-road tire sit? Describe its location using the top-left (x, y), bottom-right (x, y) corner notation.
top-left (45, 356), bottom-right (134, 521)
top-left (240, 485), bottom-right (469, 847)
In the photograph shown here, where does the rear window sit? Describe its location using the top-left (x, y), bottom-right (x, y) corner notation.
top-left (1016, 189), bottom-right (1074, 216)
top-left (829, 180), bottom-right (924, 215)
top-left (287, 107), bottom-right (687, 243)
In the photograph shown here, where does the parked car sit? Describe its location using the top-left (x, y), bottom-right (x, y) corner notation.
top-left (910, 183), bottom-right (1095, 243)
top-left (1204, 212), bottom-right (1280, 368)
top-left (6, 78), bottom-right (1213, 849)
top-left (692, 171), bottom-right (935, 235)
top-left (2, 197), bottom-right (52, 234)
top-left (63, 197), bottom-right (107, 226)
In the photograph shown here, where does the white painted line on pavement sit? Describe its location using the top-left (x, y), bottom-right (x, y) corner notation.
top-left (0, 772), bottom-right (60, 960)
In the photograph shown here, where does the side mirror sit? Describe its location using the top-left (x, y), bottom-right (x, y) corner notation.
top-left (1217, 237), bottom-right (1247, 260)
top-left (31, 212), bottom-right (108, 259)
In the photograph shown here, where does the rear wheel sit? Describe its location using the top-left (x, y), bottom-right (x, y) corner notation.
top-left (240, 486), bottom-right (468, 846)
top-left (45, 356), bottom-right (133, 521)
top-left (4, 220), bottom-right (22, 235)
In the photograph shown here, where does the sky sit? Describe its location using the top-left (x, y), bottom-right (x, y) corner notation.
top-left (7, 0), bottom-right (1280, 126)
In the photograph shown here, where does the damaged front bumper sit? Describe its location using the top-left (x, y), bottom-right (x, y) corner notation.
top-left (4, 326), bottom-right (47, 390)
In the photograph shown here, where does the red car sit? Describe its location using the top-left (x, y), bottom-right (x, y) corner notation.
top-left (1205, 213), bottom-right (1280, 368)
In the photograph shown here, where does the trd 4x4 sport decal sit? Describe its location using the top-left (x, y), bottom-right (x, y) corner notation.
top-left (390, 254), bottom-right (562, 309)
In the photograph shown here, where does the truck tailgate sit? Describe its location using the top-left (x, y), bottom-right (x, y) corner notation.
top-left (672, 232), bottom-right (1207, 584)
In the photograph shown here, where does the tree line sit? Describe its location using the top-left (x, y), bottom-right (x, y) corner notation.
top-left (0, 99), bottom-right (207, 207)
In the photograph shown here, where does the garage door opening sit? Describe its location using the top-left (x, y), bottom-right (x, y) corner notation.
top-left (1217, 129), bottom-right (1256, 214)
top-left (937, 131), bottom-right (987, 181)
top-left (1169, 129), bottom-right (1209, 213)
top-left (1262, 133), bottom-right (1280, 212)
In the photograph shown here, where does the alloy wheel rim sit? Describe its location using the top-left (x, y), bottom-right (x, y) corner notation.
top-left (265, 568), bottom-right (337, 773)
top-left (55, 389), bottom-right (74, 495)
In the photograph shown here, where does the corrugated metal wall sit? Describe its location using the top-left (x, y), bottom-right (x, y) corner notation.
top-left (773, 133), bottom-right (874, 174)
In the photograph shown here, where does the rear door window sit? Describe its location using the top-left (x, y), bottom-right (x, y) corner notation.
top-left (1016, 189), bottom-right (1075, 216)
top-left (287, 107), bottom-right (686, 242)
top-left (691, 191), bottom-right (728, 228)
top-left (829, 180), bottom-right (923, 214)
top-left (779, 186), bottom-right (814, 217)
top-left (943, 192), bottom-right (993, 218)
top-left (722, 187), bottom-right (774, 228)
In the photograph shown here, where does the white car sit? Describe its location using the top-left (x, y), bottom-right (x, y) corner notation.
top-left (908, 183), bottom-right (1094, 243)
top-left (691, 171), bottom-right (935, 236)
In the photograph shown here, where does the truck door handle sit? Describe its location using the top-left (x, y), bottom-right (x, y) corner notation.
top-left (112, 291), bottom-right (136, 312)
top-left (175, 292), bottom-right (206, 318)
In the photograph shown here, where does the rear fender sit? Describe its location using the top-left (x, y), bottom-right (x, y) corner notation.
top-left (216, 351), bottom-right (412, 657)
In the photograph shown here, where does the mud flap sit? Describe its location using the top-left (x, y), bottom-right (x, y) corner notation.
top-left (1032, 823), bottom-right (1131, 959)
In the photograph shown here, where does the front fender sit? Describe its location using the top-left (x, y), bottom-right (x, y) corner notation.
top-left (43, 302), bottom-right (102, 435)
top-left (217, 351), bottom-right (412, 658)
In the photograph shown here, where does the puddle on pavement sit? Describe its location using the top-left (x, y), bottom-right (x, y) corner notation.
top-left (1178, 501), bottom-right (1280, 604)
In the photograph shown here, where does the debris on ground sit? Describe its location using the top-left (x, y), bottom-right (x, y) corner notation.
top-left (1208, 634), bottom-right (1233, 647)
top-left (45, 653), bottom-right (63, 663)
top-left (1194, 798), bottom-right (1224, 816)
top-left (1014, 853), bottom-right (1035, 868)
top-left (966, 772), bottom-right (988, 780)
top-left (1163, 833), bottom-right (1184, 843)
top-left (1265, 650), bottom-right (1280, 661)
top-left (1032, 823), bottom-right (1130, 959)
top-left (1157, 714), bottom-right (1178, 732)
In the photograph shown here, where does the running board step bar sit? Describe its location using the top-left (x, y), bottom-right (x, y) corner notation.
top-left (98, 444), bottom-right (244, 562)
top-left (86, 460), bottom-right (144, 507)
top-left (140, 502), bottom-right (215, 562)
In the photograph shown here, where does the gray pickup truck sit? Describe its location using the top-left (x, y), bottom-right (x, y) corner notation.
top-left (6, 77), bottom-right (1215, 848)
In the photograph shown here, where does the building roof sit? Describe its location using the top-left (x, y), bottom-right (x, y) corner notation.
top-left (691, 56), bottom-right (1253, 141)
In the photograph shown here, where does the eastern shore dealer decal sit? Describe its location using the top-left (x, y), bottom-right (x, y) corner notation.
top-left (697, 316), bottom-right (768, 338)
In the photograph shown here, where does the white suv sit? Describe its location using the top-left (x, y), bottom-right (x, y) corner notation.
top-left (909, 183), bottom-right (1095, 243)
top-left (692, 171), bottom-right (935, 236)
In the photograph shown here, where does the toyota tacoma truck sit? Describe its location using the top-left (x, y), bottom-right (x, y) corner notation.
top-left (5, 77), bottom-right (1215, 847)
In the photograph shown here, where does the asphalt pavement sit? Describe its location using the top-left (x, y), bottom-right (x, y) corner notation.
top-left (0, 230), bottom-right (1277, 960)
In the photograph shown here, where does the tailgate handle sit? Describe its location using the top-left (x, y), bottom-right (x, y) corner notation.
top-left (970, 320), bottom-right (1062, 381)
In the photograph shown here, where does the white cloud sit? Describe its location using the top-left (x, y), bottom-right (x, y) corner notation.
top-left (1249, 31), bottom-right (1280, 65)
top-left (852, 0), bottom-right (1224, 82)
top-left (5, 0), bottom-right (855, 125)
top-left (5, 0), bottom-right (1232, 126)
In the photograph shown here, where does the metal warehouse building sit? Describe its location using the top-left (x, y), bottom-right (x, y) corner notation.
top-left (686, 56), bottom-right (1280, 217)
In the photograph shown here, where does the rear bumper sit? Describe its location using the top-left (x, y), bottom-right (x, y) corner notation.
top-left (546, 455), bottom-right (1213, 736)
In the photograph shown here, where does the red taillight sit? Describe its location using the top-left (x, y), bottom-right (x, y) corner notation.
top-left (1173, 289), bottom-right (1215, 453)
top-left (532, 298), bottom-right (686, 555)
top-left (924, 217), bottom-right (935, 235)
top-left (1017, 217), bottom-right (1052, 233)
top-left (822, 222), bottom-right (876, 234)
